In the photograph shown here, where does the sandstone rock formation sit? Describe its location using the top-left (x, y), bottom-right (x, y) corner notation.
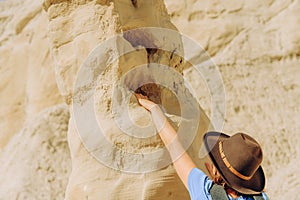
top-left (0, 105), bottom-right (71, 199)
top-left (42, 0), bottom-right (212, 199)
top-left (0, 0), bottom-right (70, 199)
top-left (0, 0), bottom-right (300, 199)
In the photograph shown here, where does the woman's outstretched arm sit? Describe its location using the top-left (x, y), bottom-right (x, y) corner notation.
top-left (134, 93), bottom-right (196, 189)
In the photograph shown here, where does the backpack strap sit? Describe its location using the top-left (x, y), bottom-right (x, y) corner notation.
top-left (210, 184), bottom-right (265, 200)
top-left (253, 194), bottom-right (265, 200)
top-left (210, 184), bottom-right (229, 200)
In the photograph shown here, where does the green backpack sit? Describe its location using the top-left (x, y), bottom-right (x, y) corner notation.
top-left (210, 184), bottom-right (264, 200)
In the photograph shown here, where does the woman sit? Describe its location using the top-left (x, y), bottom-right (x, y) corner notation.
top-left (134, 93), bottom-right (269, 200)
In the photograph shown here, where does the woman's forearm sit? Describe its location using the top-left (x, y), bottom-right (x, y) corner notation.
top-left (150, 104), bottom-right (196, 188)
top-left (135, 94), bottom-right (196, 188)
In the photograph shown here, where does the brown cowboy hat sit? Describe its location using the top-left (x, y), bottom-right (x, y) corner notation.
top-left (204, 131), bottom-right (266, 195)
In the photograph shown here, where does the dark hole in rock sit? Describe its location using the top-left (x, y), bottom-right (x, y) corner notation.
top-left (134, 84), bottom-right (181, 116)
top-left (131, 0), bottom-right (138, 8)
top-left (146, 48), bottom-right (158, 55)
top-left (134, 83), bottom-right (161, 105)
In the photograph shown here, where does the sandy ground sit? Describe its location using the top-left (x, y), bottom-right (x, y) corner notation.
top-left (0, 0), bottom-right (299, 199)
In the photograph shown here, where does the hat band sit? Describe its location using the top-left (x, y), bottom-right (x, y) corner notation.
top-left (219, 141), bottom-right (252, 181)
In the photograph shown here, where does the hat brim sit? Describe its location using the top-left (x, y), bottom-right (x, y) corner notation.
top-left (204, 131), bottom-right (265, 195)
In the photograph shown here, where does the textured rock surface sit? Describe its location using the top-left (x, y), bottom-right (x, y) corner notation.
top-left (0, 105), bottom-right (71, 199)
top-left (0, 0), bottom-right (63, 149)
top-left (0, 0), bottom-right (69, 198)
top-left (43, 0), bottom-right (210, 199)
top-left (165, 0), bottom-right (300, 199)
top-left (0, 0), bottom-right (299, 199)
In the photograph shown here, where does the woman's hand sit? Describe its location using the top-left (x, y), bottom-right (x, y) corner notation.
top-left (134, 92), bottom-right (166, 132)
top-left (134, 93), bottom-right (156, 111)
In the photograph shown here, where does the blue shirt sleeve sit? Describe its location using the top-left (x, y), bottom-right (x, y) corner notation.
top-left (188, 168), bottom-right (213, 200)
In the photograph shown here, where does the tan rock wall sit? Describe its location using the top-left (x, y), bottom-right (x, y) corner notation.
top-left (0, 105), bottom-right (71, 199)
top-left (0, 0), bottom-right (70, 198)
top-left (43, 0), bottom-right (210, 199)
top-left (165, 0), bottom-right (300, 198)
top-left (0, 0), bottom-right (299, 199)
top-left (0, 0), bottom-right (62, 149)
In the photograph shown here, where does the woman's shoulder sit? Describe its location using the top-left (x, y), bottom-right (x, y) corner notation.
top-left (188, 168), bottom-right (213, 200)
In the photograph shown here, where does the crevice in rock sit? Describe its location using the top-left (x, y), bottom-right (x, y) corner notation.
top-left (15, 7), bottom-right (42, 34)
top-left (122, 29), bottom-right (161, 101)
top-left (123, 29), bottom-right (158, 63)
top-left (134, 83), bottom-right (161, 105)
top-left (131, 0), bottom-right (138, 8)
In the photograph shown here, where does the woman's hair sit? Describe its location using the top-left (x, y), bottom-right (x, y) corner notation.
top-left (212, 166), bottom-right (241, 197)
top-left (212, 172), bottom-right (226, 186)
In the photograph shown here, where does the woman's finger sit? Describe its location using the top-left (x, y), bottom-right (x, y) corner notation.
top-left (134, 93), bottom-right (146, 100)
top-left (133, 93), bottom-right (156, 110)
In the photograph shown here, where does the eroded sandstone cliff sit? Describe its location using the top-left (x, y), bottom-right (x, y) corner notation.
top-left (1, 0), bottom-right (300, 199)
